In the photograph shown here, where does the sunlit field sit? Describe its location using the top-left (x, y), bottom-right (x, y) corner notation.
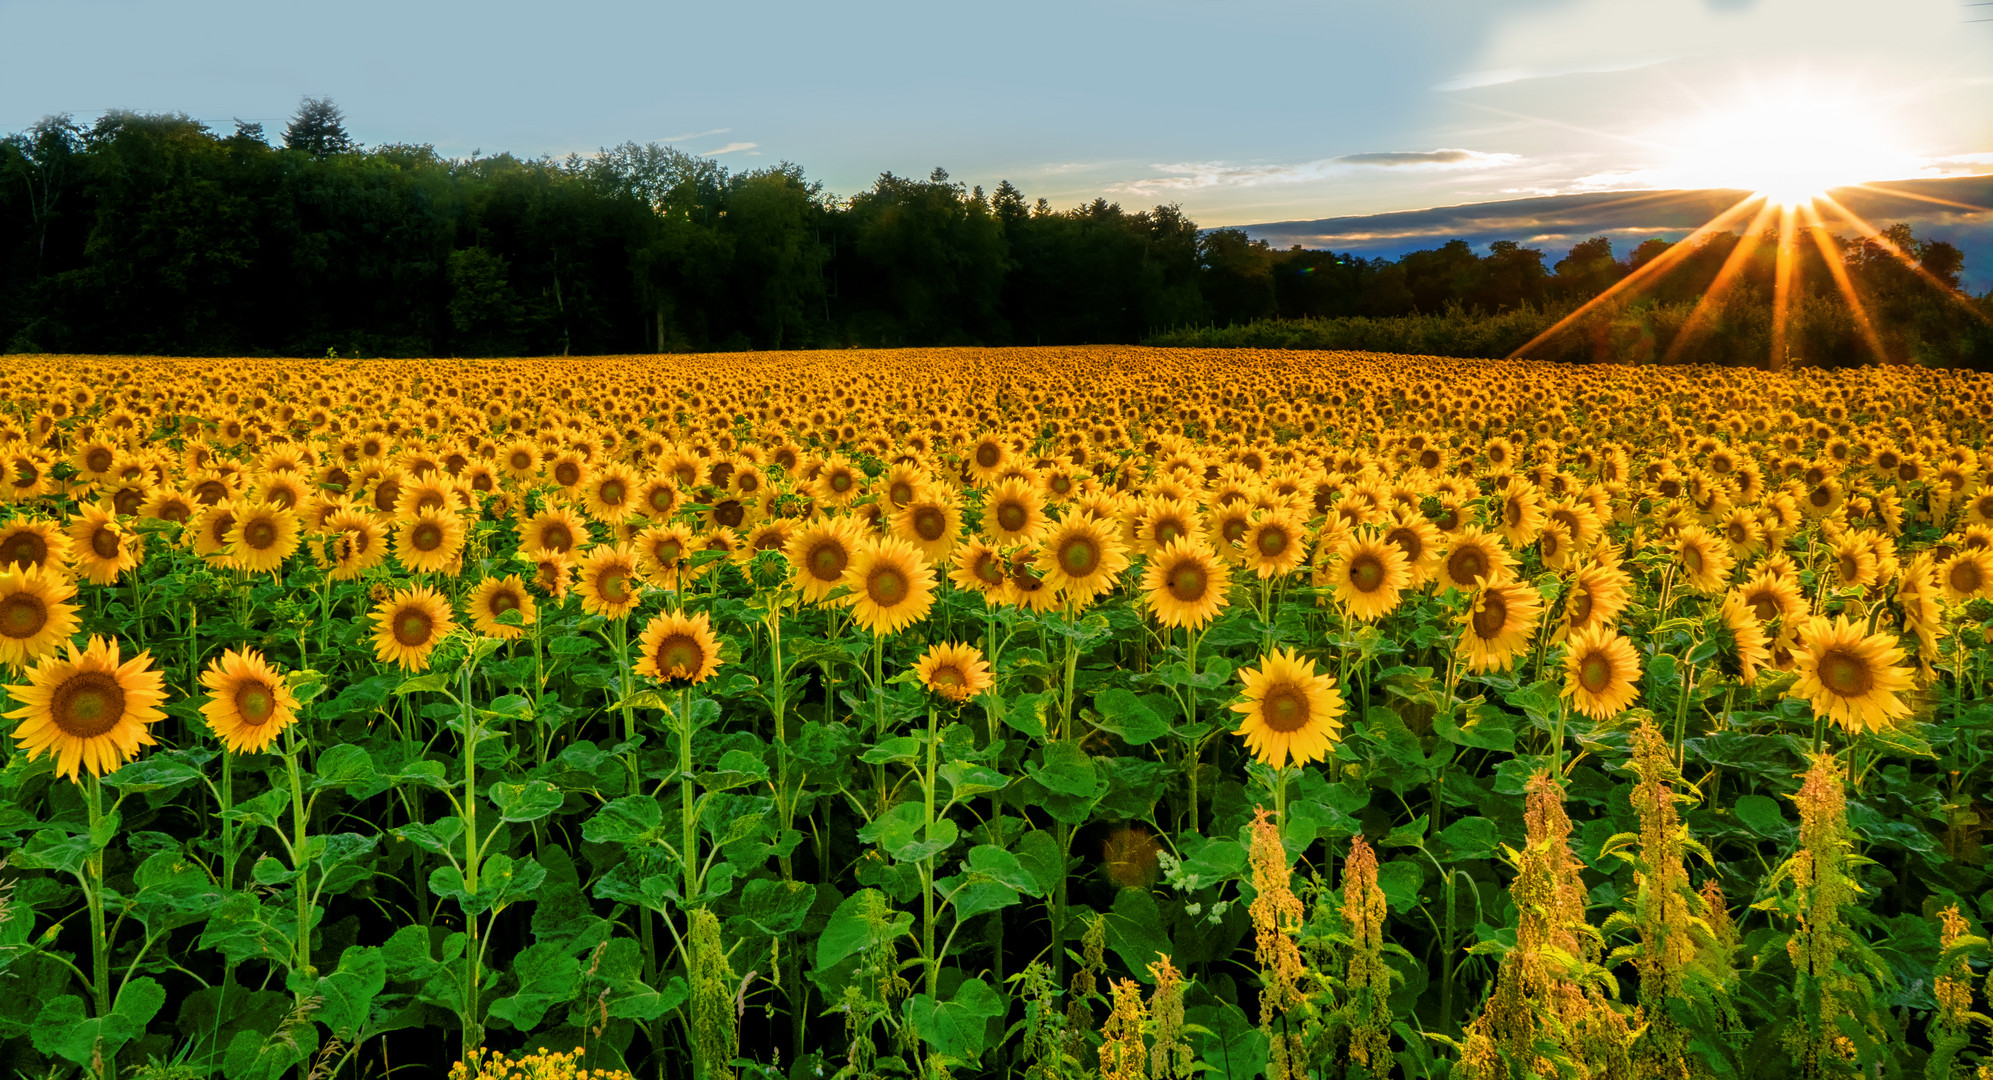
top-left (4, 347), bottom-right (1993, 1080)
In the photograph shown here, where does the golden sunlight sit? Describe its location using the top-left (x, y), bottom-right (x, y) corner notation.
top-left (1653, 90), bottom-right (1924, 206)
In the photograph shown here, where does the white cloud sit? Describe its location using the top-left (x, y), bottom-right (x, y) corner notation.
top-left (1433, 56), bottom-right (1682, 92)
top-left (1111, 148), bottom-right (1519, 196)
top-left (701, 141), bottom-right (758, 156)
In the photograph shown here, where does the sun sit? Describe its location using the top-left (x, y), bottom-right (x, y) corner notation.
top-left (1653, 88), bottom-right (1924, 206)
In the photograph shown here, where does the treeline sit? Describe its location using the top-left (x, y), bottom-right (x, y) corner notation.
top-left (1, 99), bottom-right (1987, 362)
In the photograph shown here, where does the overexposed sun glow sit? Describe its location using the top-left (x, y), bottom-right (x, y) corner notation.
top-left (1652, 89), bottom-right (1924, 206)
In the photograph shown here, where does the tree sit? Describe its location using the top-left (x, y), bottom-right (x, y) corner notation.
top-left (0, 114), bottom-right (83, 269)
top-left (283, 97), bottom-right (355, 159)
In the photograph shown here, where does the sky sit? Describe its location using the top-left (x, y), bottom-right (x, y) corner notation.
top-left (2, 0), bottom-right (1989, 230)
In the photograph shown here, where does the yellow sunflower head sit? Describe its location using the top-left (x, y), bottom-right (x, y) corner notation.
top-left (1142, 538), bottom-right (1231, 631)
top-left (786, 516), bottom-right (864, 605)
top-left (393, 507), bottom-right (467, 575)
top-left (199, 648), bottom-right (300, 755)
top-left (1789, 615), bottom-right (1914, 736)
top-left (466, 574), bottom-right (538, 639)
top-left (576, 544), bottom-right (644, 619)
top-left (370, 585), bottom-right (456, 672)
top-left (5, 635), bottom-right (167, 781)
top-left (635, 610), bottom-right (724, 684)
top-left (841, 537), bottom-right (937, 636)
top-left (1229, 648), bottom-right (1346, 769)
top-left (1327, 532), bottom-right (1411, 623)
top-left (914, 641), bottom-right (994, 703)
top-left (1560, 624), bottom-right (1641, 721)
top-left (0, 564), bottom-right (82, 672)
top-left (1458, 579), bottom-right (1544, 674)
top-left (1036, 515), bottom-right (1131, 605)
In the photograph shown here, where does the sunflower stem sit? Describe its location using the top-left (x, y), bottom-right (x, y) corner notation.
top-left (85, 775), bottom-right (112, 1024)
top-left (767, 601), bottom-right (793, 881)
top-left (460, 656), bottom-right (482, 1062)
top-left (614, 613), bottom-right (636, 785)
top-left (680, 682), bottom-right (699, 905)
top-left (283, 725), bottom-right (313, 977)
top-left (1183, 625), bottom-right (1204, 837)
top-left (220, 749), bottom-right (238, 892)
top-left (921, 702), bottom-right (940, 998)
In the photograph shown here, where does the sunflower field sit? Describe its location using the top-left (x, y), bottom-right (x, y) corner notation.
top-left (3, 349), bottom-right (1993, 1080)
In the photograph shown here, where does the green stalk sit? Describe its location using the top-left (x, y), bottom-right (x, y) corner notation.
top-left (679, 683), bottom-right (699, 905)
top-left (614, 614), bottom-right (636, 784)
top-left (460, 659), bottom-right (482, 1062)
top-left (283, 727), bottom-right (313, 977)
top-left (1183, 626), bottom-right (1204, 835)
top-left (921, 703), bottom-right (940, 997)
top-left (768, 604), bottom-right (793, 880)
top-left (85, 775), bottom-right (112, 1022)
top-left (220, 750), bottom-right (238, 891)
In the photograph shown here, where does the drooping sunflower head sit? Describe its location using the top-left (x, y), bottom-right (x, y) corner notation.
top-left (576, 543), bottom-right (644, 619)
top-left (0, 564), bottom-right (81, 672)
top-left (1380, 511), bottom-right (1442, 584)
top-left (635, 610), bottom-right (723, 684)
top-left (841, 537), bottom-right (937, 636)
top-left (634, 523), bottom-right (698, 591)
top-left (914, 641), bottom-right (994, 703)
top-left (1142, 538), bottom-right (1231, 631)
top-left (1229, 647), bottom-right (1346, 769)
top-left (1036, 514), bottom-right (1131, 605)
top-left (199, 647), bottom-right (300, 755)
top-left (1672, 524), bottom-right (1733, 594)
top-left (1940, 548), bottom-right (1993, 602)
top-left (5, 635), bottom-right (167, 782)
top-left (1560, 624), bottom-right (1641, 721)
top-left (466, 574), bottom-right (538, 639)
top-left (369, 585), bottom-right (457, 672)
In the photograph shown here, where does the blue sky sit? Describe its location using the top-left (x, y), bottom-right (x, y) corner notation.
top-left (2, 0), bottom-right (1989, 227)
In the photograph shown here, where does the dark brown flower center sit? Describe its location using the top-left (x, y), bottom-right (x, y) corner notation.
top-left (914, 508), bottom-right (946, 541)
top-left (1818, 648), bottom-right (1873, 698)
top-left (868, 565), bottom-right (909, 606)
top-left (193, 480), bottom-right (228, 505)
top-left (235, 680), bottom-right (278, 725)
top-left (412, 523), bottom-right (443, 551)
top-left (714, 500), bottom-right (745, 528)
top-left (394, 609), bottom-right (434, 647)
top-left (1060, 535), bottom-right (1100, 577)
top-left (1260, 685), bottom-right (1310, 733)
top-left (597, 569), bottom-right (632, 603)
top-left (53, 671), bottom-right (125, 738)
top-left (1154, 520), bottom-right (1184, 547)
top-left (996, 502), bottom-right (1027, 533)
top-left (1349, 553), bottom-right (1383, 593)
top-left (1255, 527), bottom-right (1288, 558)
top-left (1570, 588), bottom-right (1594, 625)
top-left (1472, 590), bottom-right (1509, 639)
top-left (490, 590), bottom-right (520, 614)
top-left (656, 633), bottom-right (702, 677)
top-left (1384, 526), bottom-right (1421, 562)
top-left (244, 520), bottom-right (277, 550)
top-left (554, 462), bottom-right (581, 487)
top-left (600, 480), bottom-right (628, 506)
top-left (538, 524), bottom-right (573, 552)
top-left (807, 540), bottom-right (848, 582)
top-left (1167, 561), bottom-right (1207, 602)
top-left (1448, 544), bottom-right (1487, 586)
top-left (85, 448), bottom-right (114, 473)
top-left (0, 592), bottom-right (48, 639)
top-left (1578, 652), bottom-right (1613, 694)
top-left (4, 532), bottom-right (48, 567)
top-left (1949, 560), bottom-right (1984, 595)
top-left (91, 526), bottom-right (121, 560)
top-left (976, 442), bottom-right (1001, 468)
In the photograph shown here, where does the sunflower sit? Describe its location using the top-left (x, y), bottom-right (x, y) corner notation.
top-left (626, 476), bottom-right (680, 523)
top-left (1206, 503), bottom-right (1257, 563)
top-left (877, 462), bottom-right (930, 510)
top-left (914, 642), bottom-right (994, 702)
top-left (1829, 534), bottom-right (1879, 591)
top-left (1229, 648), bottom-right (1346, 769)
top-left (68, 506), bottom-right (143, 585)
top-left (499, 440), bottom-right (541, 482)
top-left (1239, 508), bottom-right (1310, 580)
top-left (257, 471), bottom-right (313, 513)
top-left (1940, 548), bottom-right (1993, 602)
top-left (547, 451), bottom-right (590, 494)
top-left (981, 478), bottom-right (1048, 546)
top-left (223, 502), bottom-right (302, 576)
top-left (521, 506), bottom-right (591, 558)
top-left (583, 463), bottom-right (639, 524)
top-left (393, 508), bottom-right (467, 575)
top-left (1495, 483), bottom-right (1546, 548)
top-left (1560, 624), bottom-right (1641, 720)
top-left (1896, 553), bottom-right (1943, 682)
top-left (949, 539), bottom-right (1009, 598)
top-left (138, 488), bottom-right (197, 526)
top-left (190, 501), bottom-right (240, 564)
top-left (842, 537), bottom-right (937, 636)
top-left (1458, 579), bottom-right (1544, 674)
top-left (1, 447), bottom-right (52, 502)
top-left (1536, 521), bottom-right (1575, 572)
top-left (322, 509), bottom-right (389, 580)
top-left (576, 544), bottom-right (643, 619)
top-left (0, 564), bottom-right (81, 672)
top-left (1736, 569), bottom-right (1807, 637)
top-left (1142, 539), bottom-right (1231, 630)
top-left (891, 494), bottom-right (963, 564)
top-left (199, 648), bottom-right (299, 754)
top-left (530, 551), bottom-right (575, 599)
top-left (634, 610), bottom-right (723, 684)
top-left (466, 575), bottom-right (538, 639)
top-left (1437, 526), bottom-right (1515, 593)
top-left (1718, 507), bottom-right (1764, 558)
top-left (5, 635), bottom-right (167, 781)
top-left (635, 523), bottom-right (698, 592)
top-left (966, 434), bottom-right (1011, 486)
top-left (0, 519), bottom-right (69, 573)
top-left (812, 456), bottom-right (865, 509)
top-left (1381, 512), bottom-right (1442, 587)
top-left (1672, 525), bottom-right (1732, 594)
top-left (1003, 549), bottom-right (1063, 614)
top-left (1037, 515), bottom-right (1131, 604)
top-left (370, 585), bottom-right (456, 672)
top-left (1326, 531), bottom-right (1412, 622)
top-left (1789, 615), bottom-right (1915, 735)
top-left (1135, 497), bottom-right (1204, 555)
top-left (786, 516), bottom-right (865, 604)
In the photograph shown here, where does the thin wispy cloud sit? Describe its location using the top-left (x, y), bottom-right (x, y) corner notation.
top-left (660, 127), bottom-right (730, 143)
top-left (701, 141), bottom-right (758, 156)
top-left (1113, 148), bottom-right (1518, 196)
top-left (1432, 55), bottom-right (1682, 92)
